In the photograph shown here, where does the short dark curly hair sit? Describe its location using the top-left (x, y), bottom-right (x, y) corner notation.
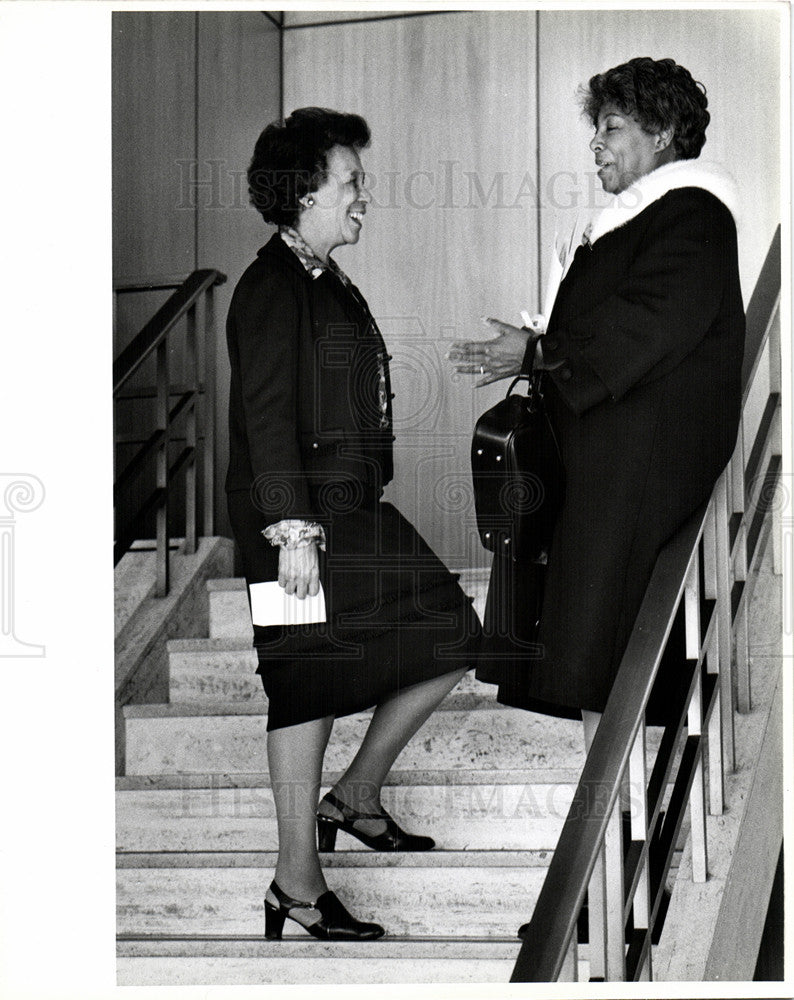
top-left (581, 57), bottom-right (710, 160)
top-left (247, 107), bottom-right (371, 227)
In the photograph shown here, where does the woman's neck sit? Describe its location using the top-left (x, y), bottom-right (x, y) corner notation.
top-left (294, 223), bottom-right (331, 264)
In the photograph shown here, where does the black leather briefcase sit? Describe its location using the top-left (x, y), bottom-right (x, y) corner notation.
top-left (471, 372), bottom-right (565, 563)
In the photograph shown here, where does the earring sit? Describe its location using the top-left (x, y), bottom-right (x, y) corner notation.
top-left (305, 197), bottom-right (314, 207)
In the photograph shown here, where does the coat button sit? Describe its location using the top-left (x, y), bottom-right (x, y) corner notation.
top-left (544, 339), bottom-right (559, 352)
top-left (312, 442), bottom-right (319, 449)
top-left (559, 367), bottom-right (572, 382)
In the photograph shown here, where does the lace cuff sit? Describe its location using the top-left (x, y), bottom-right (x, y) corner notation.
top-left (262, 519), bottom-right (327, 550)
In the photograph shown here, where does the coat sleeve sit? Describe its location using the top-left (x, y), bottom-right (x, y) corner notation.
top-left (231, 266), bottom-right (315, 521)
top-left (545, 189), bottom-right (737, 416)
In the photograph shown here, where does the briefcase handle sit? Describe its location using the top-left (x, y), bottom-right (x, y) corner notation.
top-left (507, 329), bottom-right (545, 410)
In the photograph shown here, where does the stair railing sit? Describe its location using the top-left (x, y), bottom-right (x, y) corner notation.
top-left (512, 226), bottom-right (782, 982)
top-left (113, 269), bottom-right (226, 596)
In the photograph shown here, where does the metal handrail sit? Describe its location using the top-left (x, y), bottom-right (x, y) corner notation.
top-left (113, 269), bottom-right (225, 395)
top-left (113, 268), bottom-right (226, 594)
top-left (512, 225), bottom-right (782, 982)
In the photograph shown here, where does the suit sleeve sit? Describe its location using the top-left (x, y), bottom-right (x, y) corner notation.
top-left (232, 268), bottom-right (314, 521)
top-left (545, 190), bottom-right (736, 415)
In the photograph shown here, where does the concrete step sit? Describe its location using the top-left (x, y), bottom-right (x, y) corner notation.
top-left (206, 569), bottom-right (491, 640)
top-left (123, 704), bottom-right (590, 777)
top-left (116, 849), bottom-right (548, 939)
top-left (117, 937), bottom-right (584, 985)
top-left (116, 780), bottom-right (573, 853)
top-left (167, 639), bottom-right (497, 706)
top-left (117, 936), bottom-right (586, 985)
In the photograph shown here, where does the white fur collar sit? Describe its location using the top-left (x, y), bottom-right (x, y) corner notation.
top-left (586, 159), bottom-right (740, 245)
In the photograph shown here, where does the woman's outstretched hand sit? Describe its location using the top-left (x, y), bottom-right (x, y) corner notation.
top-left (448, 317), bottom-right (536, 386)
top-left (278, 542), bottom-right (320, 599)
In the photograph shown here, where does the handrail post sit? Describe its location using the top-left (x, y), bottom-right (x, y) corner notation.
top-left (184, 302), bottom-right (198, 555)
top-left (629, 720), bottom-right (652, 979)
top-left (155, 339), bottom-right (170, 597)
top-left (768, 313), bottom-right (782, 575)
top-left (685, 554), bottom-right (708, 882)
top-left (713, 472), bottom-right (736, 772)
top-left (203, 284), bottom-right (216, 537)
top-left (604, 797), bottom-right (626, 979)
top-left (583, 712), bottom-right (608, 981)
top-left (734, 447), bottom-right (751, 712)
top-left (703, 499), bottom-right (725, 813)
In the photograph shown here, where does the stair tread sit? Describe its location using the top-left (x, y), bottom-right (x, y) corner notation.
top-left (117, 849), bottom-right (551, 868)
top-left (168, 637), bottom-right (254, 652)
top-left (116, 769), bottom-right (583, 789)
top-left (117, 935), bottom-right (523, 957)
top-left (124, 702), bottom-right (542, 719)
top-left (206, 578), bottom-right (247, 592)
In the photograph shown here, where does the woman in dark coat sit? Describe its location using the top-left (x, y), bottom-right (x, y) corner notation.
top-left (451, 58), bottom-right (744, 739)
top-left (226, 108), bottom-right (478, 941)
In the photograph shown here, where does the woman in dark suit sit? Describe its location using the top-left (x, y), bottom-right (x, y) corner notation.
top-left (226, 108), bottom-right (479, 941)
top-left (451, 57), bottom-right (744, 746)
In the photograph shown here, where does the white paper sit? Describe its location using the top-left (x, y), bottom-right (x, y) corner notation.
top-left (249, 581), bottom-right (327, 626)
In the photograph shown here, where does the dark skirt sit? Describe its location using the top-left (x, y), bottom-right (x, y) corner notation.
top-left (228, 489), bottom-right (480, 730)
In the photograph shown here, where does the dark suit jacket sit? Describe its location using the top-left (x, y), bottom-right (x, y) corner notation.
top-left (225, 233), bottom-right (394, 531)
top-left (488, 186), bottom-right (745, 717)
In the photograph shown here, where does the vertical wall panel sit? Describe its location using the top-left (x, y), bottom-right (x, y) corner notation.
top-left (285, 12), bottom-right (538, 568)
top-left (112, 12), bottom-right (196, 287)
top-left (197, 11), bottom-right (281, 538)
top-left (537, 9), bottom-right (781, 303)
top-left (112, 12), bottom-right (281, 539)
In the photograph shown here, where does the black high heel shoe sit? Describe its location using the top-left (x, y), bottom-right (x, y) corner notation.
top-left (317, 790), bottom-right (435, 852)
top-left (264, 880), bottom-right (385, 941)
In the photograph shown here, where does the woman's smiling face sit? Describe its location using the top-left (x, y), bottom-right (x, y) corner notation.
top-left (590, 104), bottom-right (671, 194)
top-left (298, 144), bottom-right (370, 260)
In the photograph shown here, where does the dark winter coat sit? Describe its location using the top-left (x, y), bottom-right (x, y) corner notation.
top-left (479, 177), bottom-right (745, 719)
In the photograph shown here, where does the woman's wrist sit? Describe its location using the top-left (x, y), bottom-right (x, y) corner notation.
top-left (263, 519), bottom-right (327, 550)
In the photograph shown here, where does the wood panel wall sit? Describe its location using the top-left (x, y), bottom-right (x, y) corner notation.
top-left (284, 12), bottom-right (538, 569)
top-left (283, 9), bottom-right (782, 570)
top-left (112, 11), bottom-right (280, 538)
top-left (112, 12), bottom-right (196, 287)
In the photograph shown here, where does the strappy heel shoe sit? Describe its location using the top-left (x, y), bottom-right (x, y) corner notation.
top-left (264, 880), bottom-right (385, 941)
top-left (317, 790), bottom-right (435, 852)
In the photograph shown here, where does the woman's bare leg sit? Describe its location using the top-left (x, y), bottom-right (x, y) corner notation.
top-left (321, 668), bottom-right (468, 830)
top-left (268, 714), bottom-right (334, 899)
